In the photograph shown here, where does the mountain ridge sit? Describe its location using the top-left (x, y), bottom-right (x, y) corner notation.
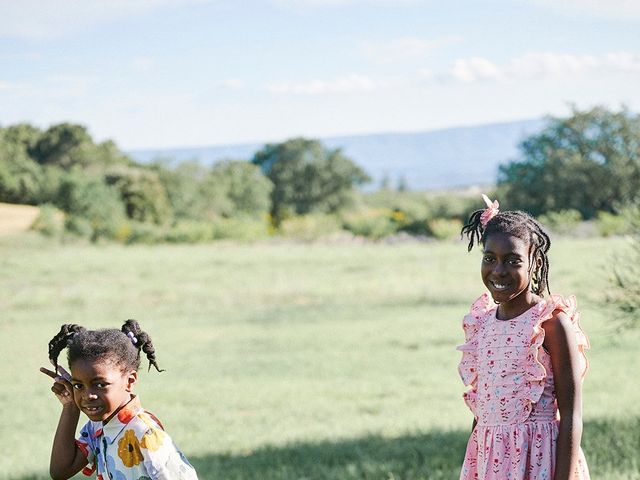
top-left (127, 118), bottom-right (545, 190)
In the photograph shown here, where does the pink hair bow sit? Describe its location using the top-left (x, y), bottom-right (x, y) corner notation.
top-left (480, 194), bottom-right (499, 227)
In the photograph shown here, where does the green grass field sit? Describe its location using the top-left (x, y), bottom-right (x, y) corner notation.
top-left (1, 234), bottom-right (638, 479)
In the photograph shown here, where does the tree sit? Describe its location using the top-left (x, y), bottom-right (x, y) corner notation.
top-left (397, 175), bottom-right (409, 192)
top-left (498, 106), bottom-right (640, 218)
top-left (3, 123), bottom-right (42, 152)
top-left (154, 160), bottom-right (211, 221)
top-left (105, 167), bottom-right (172, 224)
top-left (206, 160), bottom-right (272, 217)
top-left (56, 171), bottom-right (126, 239)
top-left (0, 125), bottom-right (44, 204)
top-left (30, 123), bottom-right (94, 170)
top-left (252, 138), bottom-right (370, 224)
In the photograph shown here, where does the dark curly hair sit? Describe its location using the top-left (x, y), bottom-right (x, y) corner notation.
top-left (47, 320), bottom-right (163, 373)
top-left (461, 208), bottom-right (551, 296)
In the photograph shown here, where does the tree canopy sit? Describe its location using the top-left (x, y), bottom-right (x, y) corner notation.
top-left (498, 106), bottom-right (640, 218)
top-left (252, 138), bottom-right (370, 224)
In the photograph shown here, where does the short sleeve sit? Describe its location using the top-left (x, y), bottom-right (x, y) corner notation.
top-left (76, 422), bottom-right (97, 477)
top-left (138, 415), bottom-right (199, 480)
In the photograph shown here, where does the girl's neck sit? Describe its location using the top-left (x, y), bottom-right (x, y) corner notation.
top-left (496, 292), bottom-right (541, 320)
top-left (102, 394), bottom-right (135, 425)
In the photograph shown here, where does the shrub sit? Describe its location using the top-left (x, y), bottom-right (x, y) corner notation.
top-left (609, 205), bottom-right (640, 329)
top-left (428, 217), bottom-right (463, 241)
top-left (279, 213), bottom-right (343, 240)
top-left (125, 222), bottom-right (165, 244)
top-left (113, 223), bottom-right (133, 243)
top-left (609, 206), bottom-right (640, 330)
top-left (426, 194), bottom-right (479, 221)
top-left (64, 215), bottom-right (93, 239)
top-left (30, 204), bottom-right (64, 237)
top-left (342, 209), bottom-right (399, 239)
top-left (56, 172), bottom-right (127, 240)
top-left (596, 211), bottom-right (633, 237)
top-left (538, 209), bottom-right (582, 235)
top-left (164, 221), bottom-right (213, 243)
top-left (211, 217), bottom-right (270, 242)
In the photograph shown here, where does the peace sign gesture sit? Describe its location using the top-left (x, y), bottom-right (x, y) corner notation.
top-left (40, 365), bottom-right (76, 407)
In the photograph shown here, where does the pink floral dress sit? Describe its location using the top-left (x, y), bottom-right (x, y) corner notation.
top-left (457, 293), bottom-right (590, 479)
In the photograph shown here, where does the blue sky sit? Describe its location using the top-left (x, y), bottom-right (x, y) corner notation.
top-left (1, 0), bottom-right (639, 149)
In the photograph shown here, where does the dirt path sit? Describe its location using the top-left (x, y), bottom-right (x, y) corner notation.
top-left (0, 202), bottom-right (40, 235)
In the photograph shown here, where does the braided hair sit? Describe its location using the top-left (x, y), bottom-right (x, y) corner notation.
top-left (48, 319), bottom-right (163, 373)
top-left (461, 208), bottom-right (552, 296)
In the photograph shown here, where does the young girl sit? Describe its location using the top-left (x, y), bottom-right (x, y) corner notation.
top-left (457, 195), bottom-right (590, 480)
top-left (40, 320), bottom-right (198, 480)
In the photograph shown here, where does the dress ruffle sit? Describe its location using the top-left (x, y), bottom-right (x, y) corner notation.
top-left (524, 294), bottom-right (590, 416)
top-left (457, 293), bottom-right (493, 416)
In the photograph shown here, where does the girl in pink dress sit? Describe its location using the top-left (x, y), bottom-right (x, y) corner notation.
top-left (457, 195), bottom-right (590, 480)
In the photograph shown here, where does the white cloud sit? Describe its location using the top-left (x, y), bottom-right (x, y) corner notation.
top-left (529, 0), bottom-right (640, 19)
top-left (0, 81), bottom-right (13, 91)
top-left (450, 57), bottom-right (503, 83)
top-left (445, 51), bottom-right (640, 84)
top-left (0, 0), bottom-right (211, 39)
top-left (359, 36), bottom-right (457, 63)
top-left (268, 73), bottom-right (389, 95)
top-left (219, 79), bottom-right (245, 90)
top-left (266, 51), bottom-right (640, 95)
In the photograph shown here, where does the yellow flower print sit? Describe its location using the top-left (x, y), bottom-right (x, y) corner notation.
top-left (140, 427), bottom-right (166, 452)
top-left (117, 429), bottom-right (144, 467)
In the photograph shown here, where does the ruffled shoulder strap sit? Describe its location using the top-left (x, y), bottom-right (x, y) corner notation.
top-left (460, 293), bottom-right (493, 344)
top-left (519, 295), bottom-right (590, 422)
top-left (460, 293), bottom-right (493, 337)
top-left (533, 294), bottom-right (590, 379)
top-left (457, 294), bottom-right (494, 415)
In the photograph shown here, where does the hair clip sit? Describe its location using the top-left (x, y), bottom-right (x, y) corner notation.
top-left (480, 194), bottom-right (499, 227)
top-left (127, 331), bottom-right (138, 345)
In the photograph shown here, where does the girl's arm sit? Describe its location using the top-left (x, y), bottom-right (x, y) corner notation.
top-left (40, 367), bottom-right (88, 480)
top-left (542, 311), bottom-right (584, 480)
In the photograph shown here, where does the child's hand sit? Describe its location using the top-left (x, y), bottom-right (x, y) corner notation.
top-left (40, 366), bottom-right (75, 407)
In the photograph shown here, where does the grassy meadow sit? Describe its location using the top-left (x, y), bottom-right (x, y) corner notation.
top-left (1, 233), bottom-right (639, 479)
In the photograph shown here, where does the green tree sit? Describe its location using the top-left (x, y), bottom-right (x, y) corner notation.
top-left (207, 160), bottom-right (272, 216)
top-left (105, 167), bottom-right (172, 224)
top-left (155, 160), bottom-right (210, 221)
top-left (56, 171), bottom-right (126, 240)
top-left (498, 106), bottom-right (640, 218)
top-left (0, 126), bottom-right (44, 204)
top-left (30, 123), bottom-right (94, 170)
top-left (3, 123), bottom-right (42, 152)
top-left (252, 138), bottom-right (370, 224)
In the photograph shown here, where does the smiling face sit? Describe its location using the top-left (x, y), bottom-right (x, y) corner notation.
top-left (481, 232), bottom-right (538, 312)
top-left (69, 357), bottom-right (137, 423)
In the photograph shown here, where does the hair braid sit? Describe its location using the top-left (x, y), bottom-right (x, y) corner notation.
top-left (461, 209), bottom-right (485, 252)
top-left (48, 324), bottom-right (86, 370)
top-left (121, 319), bottom-right (164, 372)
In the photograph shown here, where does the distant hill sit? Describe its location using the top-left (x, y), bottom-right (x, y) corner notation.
top-left (128, 118), bottom-right (545, 191)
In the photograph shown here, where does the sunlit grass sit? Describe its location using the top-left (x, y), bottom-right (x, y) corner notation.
top-left (1, 234), bottom-right (638, 479)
